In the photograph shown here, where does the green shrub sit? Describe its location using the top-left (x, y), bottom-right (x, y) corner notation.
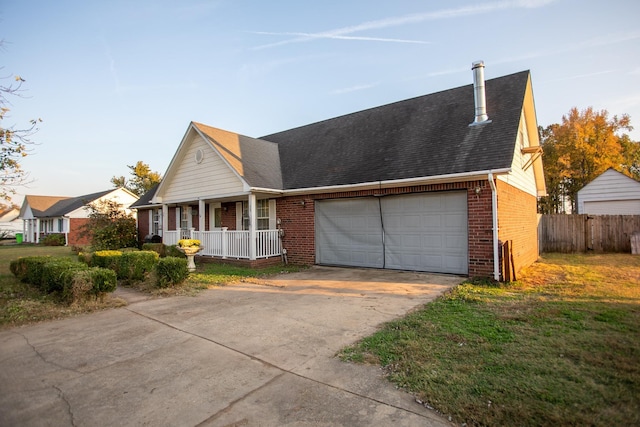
top-left (165, 245), bottom-right (186, 258)
top-left (119, 251), bottom-right (159, 282)
top-left (77, 251), bottom-right (93, 265)
top-left (155, 257), bottom-right (189, 288)
top-left (64, 269), bottom-right (93, 303)
top-left (89, 267), bottom-right (118, 294)
top-left (40, 259), bottom-right (87, 293)
top-left (64, 267), bottom-right (117, 303)
top-left (92, 250), bottom-right (123, 273)
top-left (142, 243), bottom-right (166, 257)
top-left (10, 256), bottom-right (118, 301)
top-left (10, 256), bottom-right (51, 281)
top-left (40, 233), bottom-right (66, 246)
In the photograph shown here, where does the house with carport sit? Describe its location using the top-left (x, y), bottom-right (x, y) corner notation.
top-left (132, 62), bottom-right (545, 280)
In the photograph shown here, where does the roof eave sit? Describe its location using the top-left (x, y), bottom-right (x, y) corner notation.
top-left (282, 168), bottom-right (513, 196)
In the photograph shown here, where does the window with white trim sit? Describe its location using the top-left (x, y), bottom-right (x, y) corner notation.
top-left (242, 199), bottom-right (270, 230)
top-left (152, 209), bottom-right (162, 236)
top-left (180, 206), bottom-right (189, 230)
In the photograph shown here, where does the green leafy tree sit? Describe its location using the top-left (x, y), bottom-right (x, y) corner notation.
top-left (539, 107), bottom-right (637, 213)
top-left (80, 199), bottom-right (138, 250)
top-left (111, 161), bottom-right (162, 197)
top-left (0, 63), bottom-right (41, 201)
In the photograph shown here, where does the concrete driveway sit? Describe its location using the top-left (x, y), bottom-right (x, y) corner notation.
top-left (0, 266), bottom-right (462, 426)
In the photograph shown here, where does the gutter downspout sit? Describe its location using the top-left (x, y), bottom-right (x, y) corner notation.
top-left (488, 172), bottom-right (500, 281)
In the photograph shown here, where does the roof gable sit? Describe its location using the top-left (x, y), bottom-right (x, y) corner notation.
top-left (20, 188), bottom-right (138, 218)
top-left (579, 168), bottom-right (640, 195)
top-left (154, 123), bottom-right (283, 202)
top-left (194, 122), bottom-right (282, 189)
top-left (262, 70), bottom-right (530, 190)
top-left (20, 195), bottom-right (70, 218)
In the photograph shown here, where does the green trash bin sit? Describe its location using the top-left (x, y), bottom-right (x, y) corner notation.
top-left (15, 233), bottom-right (23, 244)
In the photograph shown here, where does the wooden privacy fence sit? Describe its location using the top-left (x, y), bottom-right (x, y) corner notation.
top-left (538, 214), bottom-right (640, 253)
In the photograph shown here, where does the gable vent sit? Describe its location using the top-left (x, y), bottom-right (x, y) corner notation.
top-left (470, 60), bottom-right (491, 126)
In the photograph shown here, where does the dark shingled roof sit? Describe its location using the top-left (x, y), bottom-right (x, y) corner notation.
top-left (193, 123), bottom-right (283, 189)
top-left (130, 183), bottom-right (159, 208)
top-left (262, 70), bottom-right (529, 190)
top-left (42, 189), bottom-right (115, 217)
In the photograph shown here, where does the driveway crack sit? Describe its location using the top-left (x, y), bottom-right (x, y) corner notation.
top-left (11, 331), bottom-right (80, 374)
top-left (53, 385), bottom-right (77, 427)
top-left (125, 307), bottom-right (435, 422)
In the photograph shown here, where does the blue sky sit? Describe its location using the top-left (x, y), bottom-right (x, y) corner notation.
top-left (2, 0), bottom-right (639, 205)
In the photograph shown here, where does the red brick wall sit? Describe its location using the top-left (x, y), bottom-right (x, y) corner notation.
top-left (67, 218), bottom-right (92, 246)
top-left (496, 180), bottom-right (539, 276)
top-left (466, 180), bottom-right (495, 278)
top-left (277, 196), bottom-right (316, 265)
top-left (137, 208), bottom-right (151, 242)
top-left (221, 202), bottom-right (237, 229)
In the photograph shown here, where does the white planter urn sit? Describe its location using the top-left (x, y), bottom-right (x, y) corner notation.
top-left (178, 246), bottom-right (204, 271)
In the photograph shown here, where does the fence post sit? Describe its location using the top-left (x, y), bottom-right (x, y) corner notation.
top-left (221, 227), bottom-right (228, 259)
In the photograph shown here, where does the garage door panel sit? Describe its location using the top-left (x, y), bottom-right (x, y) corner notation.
top-left (382, 193), bottom-right (467, 274)
top-left (316, 199), bottom-right (383, 268)
top-left (316, 192), bottom-right (468, 274)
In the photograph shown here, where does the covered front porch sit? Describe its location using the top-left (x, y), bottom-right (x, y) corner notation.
top-left (164, 228), bottom-right (281, 259)
top-left (158, 193), bottom-right (282, 261)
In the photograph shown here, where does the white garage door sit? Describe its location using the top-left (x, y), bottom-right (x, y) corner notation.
top-left (315, 192), bottom-right (468, 274)
top-left (583, 200), bottom-right (640, 215)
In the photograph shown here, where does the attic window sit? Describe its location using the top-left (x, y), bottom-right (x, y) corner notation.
top-left (195, 149), bottom-right (204, 164)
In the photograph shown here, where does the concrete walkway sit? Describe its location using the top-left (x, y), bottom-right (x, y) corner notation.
top-left (0, 266), bottom-right (462, 426)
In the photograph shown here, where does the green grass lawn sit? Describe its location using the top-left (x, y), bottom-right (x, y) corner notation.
top-left (0, 244), bottom-right (302, 327)
top-left (340, 253), bottom-right (640, 426)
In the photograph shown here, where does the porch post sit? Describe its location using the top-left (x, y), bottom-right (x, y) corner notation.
top-left (198, 199), bottom-right (205, 232)
top-left (162, 204), bottom-right (168, 239)
top-left (248, 193), bottom-right (256, 260)
top-left (35, 218), bottom-right (41, 244)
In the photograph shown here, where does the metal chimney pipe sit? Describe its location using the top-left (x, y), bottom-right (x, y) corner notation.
top-left (471, 61), bottom-right (489, 124)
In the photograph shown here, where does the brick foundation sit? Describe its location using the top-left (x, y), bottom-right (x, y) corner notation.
top-left (196, 255), bottom-right (283, 269)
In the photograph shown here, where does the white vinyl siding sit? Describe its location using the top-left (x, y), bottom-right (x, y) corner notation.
top-left (578, 169), bottom-right (640, 214)
top-left (498, 111), bottom-right (538, 196)
top-left (162, 135), bottom-right (244, 202)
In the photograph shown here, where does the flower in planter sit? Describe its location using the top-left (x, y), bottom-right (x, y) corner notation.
top-left (178, 239), bottom-right (201, 248)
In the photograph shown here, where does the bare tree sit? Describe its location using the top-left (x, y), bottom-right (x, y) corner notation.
top-left (0, 50), bottom-right (41, 200)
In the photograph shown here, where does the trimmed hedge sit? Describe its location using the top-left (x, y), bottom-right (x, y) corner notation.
top-left (40, 233), bottom-right (66, 246)
top-left (92, 250), bottom-right (123, 273)
top-left (155, 257), bottom-right (189, 288)
top-left (165, 245), bottom-right (186, 258)
top-left (119, 251), bottom-right (159, 282)
top-left (10, 256), bottom-right (117, 302)
top-left (40, 259), bottom-right (87, 293)
top-left (141, 243), bottom-right (166, 257)
top-left (10, 256), bottom-right (52, 285)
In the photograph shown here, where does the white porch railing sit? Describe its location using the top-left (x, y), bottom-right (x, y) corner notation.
top-left (163, 228), bottom-right (281, 259)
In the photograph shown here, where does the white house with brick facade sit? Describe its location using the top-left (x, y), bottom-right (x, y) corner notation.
top-left (132, 63), bottom-right (545, 280)
top-left (19, 188), bottom-right (138, 246)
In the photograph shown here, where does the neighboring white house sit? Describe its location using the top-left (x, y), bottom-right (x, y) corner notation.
top-left (18, 188), bottom-right (139, 245)
top-left (0, 206), bottom-right (22, 238)
top-left (577, 168), bottom-right (640, 214)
